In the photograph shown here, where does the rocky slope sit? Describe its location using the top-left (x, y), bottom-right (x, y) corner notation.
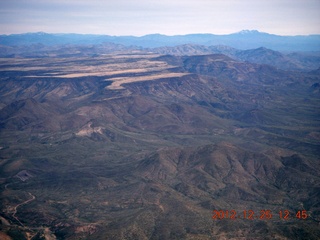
top-left (0, 52), bottom-right (319, 239)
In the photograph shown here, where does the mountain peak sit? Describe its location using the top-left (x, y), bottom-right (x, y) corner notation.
top-left (25, 31), bottom-right (49, 36)
top-left (237, 30), bottom-right (260, 35)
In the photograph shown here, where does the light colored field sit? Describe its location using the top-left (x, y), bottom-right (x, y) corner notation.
top-left (106, 72), bottom-right (190, 90)
top-left (6, 58), bottom-right (174, 76)
top-left (1, 54), bottom-right (188, 90)
top-left (109, 53), bottom-right (159, 59)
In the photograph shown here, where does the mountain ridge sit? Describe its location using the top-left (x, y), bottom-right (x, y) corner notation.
top-left (1, 42), bottom-right (319, 71)
top-left (1, 30), bottom-right (320, 51)
top-left (0, 41), bottom-right (320, 239)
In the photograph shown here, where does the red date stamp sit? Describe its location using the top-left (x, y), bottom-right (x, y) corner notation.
top-left (212, 210), bottom-right (308, 220)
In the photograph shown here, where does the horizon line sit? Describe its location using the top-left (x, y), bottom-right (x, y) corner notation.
top-left (1, 30), bottom-right (320, 37)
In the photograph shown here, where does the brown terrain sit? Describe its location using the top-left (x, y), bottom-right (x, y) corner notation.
top-left (0, 49), bottom-right (319, 239)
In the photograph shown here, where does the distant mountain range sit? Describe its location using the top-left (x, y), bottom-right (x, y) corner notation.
top-left (1, 41), bottom-right (319, 71)
top-left (151, 45), bottom-right (320, 71)
top-left (1, 30), bottom-right (320, 51)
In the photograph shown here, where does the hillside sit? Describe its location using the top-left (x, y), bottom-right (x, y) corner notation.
top-left (0, 52), bottom-right (319, 239)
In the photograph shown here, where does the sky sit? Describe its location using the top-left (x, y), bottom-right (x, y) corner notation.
top-left (0, 0), bottom-right (319, 36)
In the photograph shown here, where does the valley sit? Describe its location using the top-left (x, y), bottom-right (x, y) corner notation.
top-left (0, 50), bottom-right (319, 239)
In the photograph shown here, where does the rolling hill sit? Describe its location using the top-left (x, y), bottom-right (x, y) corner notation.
top-left (0, 49), bottom-right (319, 239)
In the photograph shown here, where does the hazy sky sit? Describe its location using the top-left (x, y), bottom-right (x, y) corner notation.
top-left (0, 0), bottom-right (319, 36)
